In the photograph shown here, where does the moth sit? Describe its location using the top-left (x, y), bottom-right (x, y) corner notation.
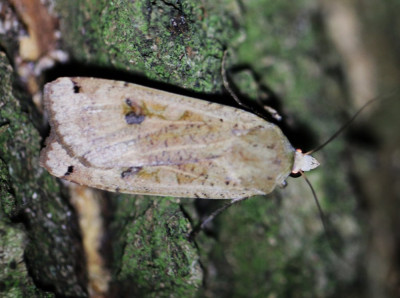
top-left (40, 77), bottom-right (319, 199)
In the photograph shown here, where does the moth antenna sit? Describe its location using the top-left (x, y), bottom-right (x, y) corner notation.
top-left (301, 171), bottom-right (346, 259)
top-left (306, 92), bottom-right (396, 155)
top-left (189, 197), bottom-right (248, 239)
top-left (301, 171), bottom-right (329, 235)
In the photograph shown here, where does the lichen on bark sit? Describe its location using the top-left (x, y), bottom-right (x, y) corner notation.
top-left (2, 0), bottom-right (399, 296)
top-left (0, 52), bottom-right (87, 297)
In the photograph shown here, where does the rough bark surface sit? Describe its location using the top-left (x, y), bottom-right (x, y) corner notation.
top-left (1, 0), bottom-right (399, 297)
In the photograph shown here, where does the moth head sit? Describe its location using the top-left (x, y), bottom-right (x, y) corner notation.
top-left (292, 149), bottom-right (320, 174)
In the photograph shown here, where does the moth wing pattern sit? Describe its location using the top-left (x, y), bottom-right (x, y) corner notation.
top-left (40, 77), bottom-right (295, 199)
top-left (42, 132), bottom-right (259, 199)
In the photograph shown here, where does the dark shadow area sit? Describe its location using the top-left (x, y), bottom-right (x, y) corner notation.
top-left (44, 60), bottom-right (230, 106)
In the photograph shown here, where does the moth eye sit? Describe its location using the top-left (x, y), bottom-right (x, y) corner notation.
top-left (64, 165), bottom-right (74, 176)
top-left (290, 172), bottom-right (302, 178)
top-left (125, 112), bottom-right (145, 125)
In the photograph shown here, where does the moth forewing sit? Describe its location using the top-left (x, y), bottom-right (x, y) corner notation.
top-left (40, 77), bottom-right (319, 199)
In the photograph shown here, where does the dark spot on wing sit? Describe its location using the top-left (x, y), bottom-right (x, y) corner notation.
top-left (125, 112), bottom-right (145, 125)
top-left (71, 80), bottom-right (81, 93)
top-left (64, 165), bottom-right (74, 176)
top-left (125, 98), bottom-right (132, 106)
top-left (121, 167), bottom-right (142, 178)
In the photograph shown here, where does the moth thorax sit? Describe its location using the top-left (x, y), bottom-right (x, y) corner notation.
top-left (292, 149), bottom-right (320, 174)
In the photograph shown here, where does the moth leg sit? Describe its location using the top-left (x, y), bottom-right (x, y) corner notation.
top-left (189, 197), bottom-right (249, 240)
top-left (263, 105), bottom-right (282, 121)
top-left (222, 50), bottom-right (282, 121)
top-left (278, 180), bottom-right (288, 189)
top-left (221, 50), bottom-right (248, 110)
